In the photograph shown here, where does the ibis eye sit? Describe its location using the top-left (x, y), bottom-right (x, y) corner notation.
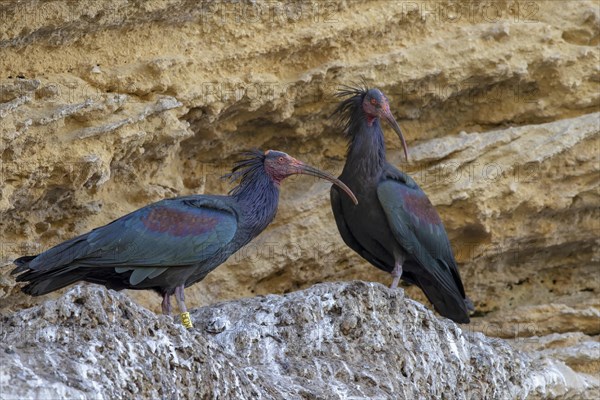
top-left (278, 156), bottom-right (284, 163)
top-left (370, 98), bottom-right (377, 105)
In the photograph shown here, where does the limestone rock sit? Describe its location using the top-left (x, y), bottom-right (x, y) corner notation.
top-left (1, 283), bottom-right (597, 399)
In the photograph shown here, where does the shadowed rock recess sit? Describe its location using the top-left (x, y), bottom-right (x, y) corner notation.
top-left (0, 283), bottom-right (597, 399)
top-left (1, 0), bottom-right (599, 398)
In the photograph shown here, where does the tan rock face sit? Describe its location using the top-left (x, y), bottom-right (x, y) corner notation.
top-left (1, 0), bottom-right (598, 388)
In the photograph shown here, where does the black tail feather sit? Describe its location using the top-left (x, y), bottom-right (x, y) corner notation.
top-left (12, 254), bottom-right (85, 296)
top-left (14, 255), bottom-right (36, 266)
top-left (11, 255), bottom-right (37, 275)
top-left (21, 274), bottom-right (86, 296)
top-left (415, 274), bottom-right (471, 324)
top-left (13, 263), bottom-right (85, 296)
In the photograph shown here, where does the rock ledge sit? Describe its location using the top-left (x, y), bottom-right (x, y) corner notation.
top-left (1, 282), bottom-right (597, 399)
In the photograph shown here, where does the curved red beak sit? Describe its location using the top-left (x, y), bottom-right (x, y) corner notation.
top-left (381, 108), bottom-right (409, 162)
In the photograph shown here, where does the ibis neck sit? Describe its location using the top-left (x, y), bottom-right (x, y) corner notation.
top-left (344, 117), bottom-right (386, 179)
top-left (233, 172), bottom-right (280, 234)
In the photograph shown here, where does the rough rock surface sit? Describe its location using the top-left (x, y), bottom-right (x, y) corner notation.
top-left (1, 283), bottom-right (597, 399)
top-left (1, 0), bottom-right (599, 397)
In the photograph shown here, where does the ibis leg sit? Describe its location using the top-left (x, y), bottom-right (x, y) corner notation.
top-left (390, 261), bottom-right (403, 289)
top-left (175, 285), bottom-right (193, 329)
top-left (161, 292), bottom-right (171, 315)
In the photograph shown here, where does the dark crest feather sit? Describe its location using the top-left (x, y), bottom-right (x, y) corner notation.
top-left (331, 81), bottom-right (369, 136)
top-left (222, 149), bottom-right (266, 196)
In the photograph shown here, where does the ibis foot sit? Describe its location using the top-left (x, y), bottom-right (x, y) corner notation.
top-left (175, 285), bottom-right (193, 329)
top-left (161, 292), bottom-right (171, 315)
top-left (390, 262), bottom-right (403, 289)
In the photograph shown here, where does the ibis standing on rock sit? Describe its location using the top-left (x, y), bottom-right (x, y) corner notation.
top-left (12, 150), bottom-right (358, 328)
top-left (330, 86), bottom-right (473, 323)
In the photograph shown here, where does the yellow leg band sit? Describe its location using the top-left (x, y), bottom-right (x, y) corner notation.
top-left (181, 312), bottom-right (193, 329)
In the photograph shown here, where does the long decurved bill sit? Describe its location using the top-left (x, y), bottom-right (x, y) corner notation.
top-left (294, 163), bottom-right (358, 205)
top-left (383, 112), bottom-right (409, 162)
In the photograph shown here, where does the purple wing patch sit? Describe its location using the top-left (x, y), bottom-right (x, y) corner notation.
top-left (141, 207), bottom-right (219, 237)
top-left (402, 191), bottom-right (442, 225)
